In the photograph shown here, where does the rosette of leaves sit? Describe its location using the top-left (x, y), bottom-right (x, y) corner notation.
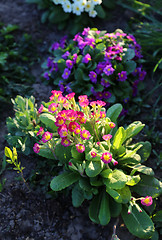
top-left (43, 28), bottom-right (146, 116)
top-left (26, 0), bottom-right (115, 34)
top-left (0, 23), bottom-right (36, 102)
top-left (6, 95), bottom-right (40, 155)
top-left (49, 104), bottom-right (162, 239)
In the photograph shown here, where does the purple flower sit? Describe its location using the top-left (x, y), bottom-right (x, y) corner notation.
top-left (82, 53), bottom-right (91, 63)
top-left (73, 33), bottom-right (81, 41)
top-left (51, 42), bottom-right (59, 51)
top-left (62, 51), bottom-right (70, 59)
top-left (53, 62), bottom-right (58, 72)
top-left (96, 91), bottom-right (104, 100)
top-left (103, 64), bottom-right (115, 76)
top-left (72, 53), bottom-right (78, 64)
top-left (82, 27), bottom-right (90, 36)
top-left (43, 72), bottom-right (50, 80)
top-left (60, 35), bottom-right (67, 48)
top-left (62, 68), bottom-right (71, 79)
top-left (101, 78), bottom-right (111, 88)
top-left (103, 91), bottom-right (112, 99)
top-left (118, 71), bottom-right (127, 81)
top-left (66, 59), bottom-right (74, 69)
top-left (89, 71), bottom-right (97, 83)
top-left (59, 80), bottom-right (65, 92)
top-left (85, 37), bottom-right (95, 48)
top-left (47, 57), bottom-right (53, 68)
top-left (139, 70), bottom-right (146, 81)
top-left (96, 62), bottom-right (106, 74)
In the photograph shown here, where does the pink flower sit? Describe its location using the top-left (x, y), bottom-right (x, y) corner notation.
top-left (61, 138), bottom-right (71, 147)
top-left (38, 104), bottom-right (44, 114)
top-left (66, 92), bottom-right (75, 100)
top-left (80, 130), bottom-right (91, 140)
top-left (96, 100), bottom-right (106, 107)
top-left (101, 152), bottom-right (112, 164)
top-left (66, 110), bottom-right (78, 121)
top-left (102, 134), bottom-right (112, 141)
top-left (141, 196), bottom-right (153, 206)
top-left (59, 125), bottom-right (68, 138)
top-left (41, 132), bottom-right (53, 143)
top-left (76, 144), bottom-right (85, 153)
top-left (78, 116), bottom-right (87, 124)
top-left (33, 143), bottom-right (40, 153)
top-left (36, 127), bottom-right (44, 136)
top-left (79, 100), bottom-right (89, 108)
top-left (55, 116), bottom-right (65, 127)
top-left (109, 122), bottom-right (116, 128)
top-left (74, 127), bottom-right (81, 135)
top-left (48, 103), bottom-right (58, 113)
top-left (68, 162), bottom-right (72, 166)
top-left (91, 151), bottom-right (97, 158)
top-left (90, 101), bottom-right (97, 107)
top-left (68, 122), bottom-right (80, 132)
top-left (51, 90), bottom-right (62, 97)
top-left (100, 111), bottom-right (106, 118)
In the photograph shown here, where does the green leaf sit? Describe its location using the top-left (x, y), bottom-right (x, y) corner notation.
top-left (38, 148), bottom-right (56, 160)
top-left (104, 169), bottom-right (127, 190)
top-left (113, 127), bottom-right (126, 150)
top-left (152, 210), bottom-right (162, 222)
top-left (106, 186), bottom-right (122, 203)
top-left (126, 175), bottom-right (141, 186)
top-left (95, 5), bottom-right (106, 19)
top-left (39, 113), bottom-right (57, 132)
top-left (74, 68), bottom-right (84, 82)
top-left (79, 178), bottom-right (92, 192)
top-left (132, 175), bottom-right (162, 198)
top-left (98, 192), bottom-right (111, 225)
top-left (119, 144), bottom-right (142, 160)
top-left (50, 172), bottom-right (80, 191)
top-left (0, 52), bottom-right (8, 65)
top-left (123, 48), bottom-right (135, 61)
top-left (137, 141), bottom-right (152, 162)
top-left (109, 197), bottom-right (122, 217)
top-left (125, 60), bottom-right (137, 74)
top-left (151, 230), bottom-right (159, 240)
top-left (96, 43), bottom-right (106, 51)
top-left (121, 205), bottom-right (155, 239)
top-left (89, 194), bottom-right (101, 224)
top-left (4, 147), bottom-right (13, 160)
top-left (100, 169), bottom-right (112, 178)
top-left (106, 104), bottom-right (123, 122)
top-left (41, 11), bottom-right (49, 24)
top-left (125, 121), bottom-right (145, 140)
top-left (55, 143), bottom-right (72, 164)
top-left (117, 186), bottom-right (131, 203)
top-left (71, 146), bottom-right (84, 161)
top-left (129, 164), bottom-right (154, 176)
top-left (72, 184), bottom-right (84, 207)
top-left (85, 161), bottom-right (103, 177)
top-left (102, 0), bottom-right (115, 8)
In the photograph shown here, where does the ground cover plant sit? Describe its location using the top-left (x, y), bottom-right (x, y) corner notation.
top-left (42, 28), bottom-right (147, 117)
top-left (26, 0), bottom-right (115, 34)
top-left (5, 89), bottom-right (162, 239)
top-left (0, 23), bottom-right (37, 103)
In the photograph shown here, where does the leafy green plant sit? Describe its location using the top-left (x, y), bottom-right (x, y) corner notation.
top-left (30, 89), bottom-right (161, 239)
top-left (151, 210), bottom-right (162, 240)
top-left (0, 23), bottom-right (37, 102)
top-left (26, 0), bottom-right (115, 34)
top-left (42, 28), bottom-right (147, 117)
top-left (6, 95), bottom-right (39, 155)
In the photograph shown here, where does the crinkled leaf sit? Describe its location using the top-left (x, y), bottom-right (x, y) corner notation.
top-left (38, 148), bottom-right (56, 160)
top-left (85, 161), bottom-right (103, 177)
top-left (113, 127), bottom-right (126, 150)
top-left (55, 143), bottom-right (72, 164)
top-left (126, 175), bottom-right (141, 186)
top-left (123, 48), bottom-right (135, 61)
top-left (106, 186), bottom-right (122, 203)
top-left (117, 186), bottom-right (131, 203)
top-left (104, 169), bottom-right (127, 189)
top-left (39, 113), bottom-right (57, 132)
top-left (125, 121), bottom-right (145, 141)
top-left (128, 164), bottom-right (154, 176)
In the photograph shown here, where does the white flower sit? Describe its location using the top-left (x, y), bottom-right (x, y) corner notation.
top-left (52, 0), bottom-right (62, 5)
top-left (89, 9), bottom-right (97, 17)
top-left (91, 0), bottom-right (102, 5)
top-left (72, 2), bottom-right (84, 15)
top-left (62, 1), bottom-right (72, 12)
top-left (85, 1), bottom-right (94, 12)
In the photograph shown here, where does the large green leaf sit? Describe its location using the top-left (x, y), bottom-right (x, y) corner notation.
top-left (106, 186), bottom-right (122, 203)
top-left (123, 48), bottom-right (135, 61)
top-left (126, 175), bottom-right (141, 186)
top-left (79, 178), bottom-right (92, 192)
top-left (128, 164), bottom-right (154, 176)
top-left (137, 141), bottom-right (152, 162)
top-left (109, 197), bottom-right (122, 217)
top-left (95, 5), bottom-right (106, 19)
top-left (89, 194), bottom-right (101, 224)
top-left (117, 186), bottom-right (131, 203)
top-left (55, 143), bottom-right (72, 164)
top-left (104, 169), bottom-right (127, 190)
top-left (106, 104), bottom-right (123, 122)
top-left (113, 127), bottom-right (126, 150)
top-left (98, 192), bottom-right (111, 225)
top-left (38, 148), bottom-right (56, 160)
top-left (125, 121), bottom-right (145, 140)
top-left (125, 60), bottom-right (136, 74)
top-left (121, 205), bottom-right (155, 239)
top-left (50, 172), bottom-right (80, 191)
top-left (39, 113), bottom-right (57, 132)
top-left (132, 175), bottom-right (162, 197)
top-left (72, 184), bottom-right (85, 207)
top-left (85, 161), bottom-right (103, 177)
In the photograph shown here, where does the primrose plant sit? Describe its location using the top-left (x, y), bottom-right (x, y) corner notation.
top-left (33, 90), bottom-right (162, 239)
top-left (43, 28), bottom-right (146, 116)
